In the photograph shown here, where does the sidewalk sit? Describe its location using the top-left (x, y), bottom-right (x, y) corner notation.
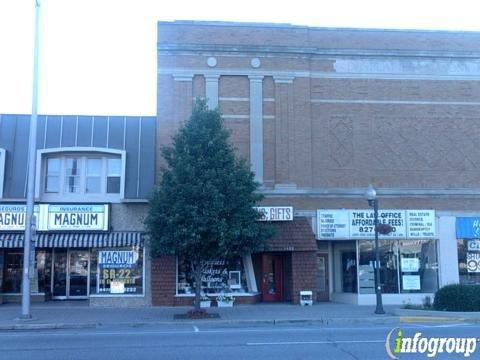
top-left (2, 301), bottom-right (477, 330)
top-left (0, 301), bottom-right (405, 330)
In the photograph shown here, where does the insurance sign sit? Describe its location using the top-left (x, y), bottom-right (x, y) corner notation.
top-left (46, 204), bottom-right (109, 231)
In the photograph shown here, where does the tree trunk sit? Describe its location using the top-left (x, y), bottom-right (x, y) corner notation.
top-left (193, 260), bottom-right (202, 311)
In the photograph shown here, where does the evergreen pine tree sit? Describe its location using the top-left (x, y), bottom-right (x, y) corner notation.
top-left (146, 99), bottom-right (273, 311)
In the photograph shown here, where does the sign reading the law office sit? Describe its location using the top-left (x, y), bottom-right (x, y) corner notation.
top-left (317, 209), bottom-right (436, 240)
top-left (0, 204), bottom-right (40, 231)
top-left (255, 207), bottom-right (293, 221)
top-left (0, 203), bottom-right (109, 232)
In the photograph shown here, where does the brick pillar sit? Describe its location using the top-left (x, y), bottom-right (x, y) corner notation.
top-left (273, 76), bottom-right (295, 186)
top-left (291, 251), bottom-right (317, 304)
top-left (249, 75), bottom-right (264, 184)
top-left (151, 255), bottom-right (177, 306)
top-left (156, 74), bottom-right (193, 182)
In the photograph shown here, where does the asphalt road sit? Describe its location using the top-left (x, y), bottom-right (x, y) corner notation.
top-left (1, 322), bottom-right (479, 360)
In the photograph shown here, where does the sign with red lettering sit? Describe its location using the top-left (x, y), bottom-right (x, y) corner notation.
top-left (254, 207), bottom-right (293, 221)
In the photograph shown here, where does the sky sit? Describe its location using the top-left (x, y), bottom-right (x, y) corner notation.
top-left (1, 0), bottom-right (480, 116)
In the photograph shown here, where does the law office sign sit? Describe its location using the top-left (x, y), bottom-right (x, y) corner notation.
top-left (45, 204), bottom-right (109, 231)
top-left (0, 204), bottom-right (40, 231)
top-left (317, 209), bottom-right (436, 240)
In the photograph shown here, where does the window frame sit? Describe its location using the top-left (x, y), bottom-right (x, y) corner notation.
top-left (0, 148), bottom-right (5, 199)
top-left (36, 147), bottom-right (126, 202)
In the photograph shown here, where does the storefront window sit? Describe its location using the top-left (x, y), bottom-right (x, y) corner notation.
top-left (2, 249), bottom-right (50, 294)
top-left (359, 240), bottom-right (398, 294)
top-left (399, 240), bottom-right (438, 293)
top-left (458, 239), bottom-right (480, 285)
top-left (177, 258), bottom-right (248, 294)
top-left (91, 247), bottom-right (144, 295)
top-left (3, 251), bottom-right (23, 293)
top-left (358, 239), bottom-right (439, 294)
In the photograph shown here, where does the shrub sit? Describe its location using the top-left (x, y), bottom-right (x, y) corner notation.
top-left (433, 284), bottom-right (480, 312)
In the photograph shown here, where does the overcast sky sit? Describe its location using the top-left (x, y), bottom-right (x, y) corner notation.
top-left (1, 0), bottom-right (480, 116)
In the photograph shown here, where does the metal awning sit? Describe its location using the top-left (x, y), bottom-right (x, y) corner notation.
top-left (0, 232), bottom-right (145, 248)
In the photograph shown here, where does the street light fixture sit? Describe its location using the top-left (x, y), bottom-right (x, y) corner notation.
top-left (365, 184), bottom-right (385, 315)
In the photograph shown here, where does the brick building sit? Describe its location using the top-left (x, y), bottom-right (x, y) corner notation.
top-left (153, 21), bottom-right (480, 305)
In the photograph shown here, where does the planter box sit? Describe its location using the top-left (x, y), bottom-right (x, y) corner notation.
top-left (217, 300), bottom-right (234, 307)
top-left (200, 300), bottom-right (211, 308)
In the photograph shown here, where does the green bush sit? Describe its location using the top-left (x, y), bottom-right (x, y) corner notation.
top-left (433, 284), bottom-right (480, 312)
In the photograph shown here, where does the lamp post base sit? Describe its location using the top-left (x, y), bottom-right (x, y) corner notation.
top-left (374, 307), bottom-right (386, 315)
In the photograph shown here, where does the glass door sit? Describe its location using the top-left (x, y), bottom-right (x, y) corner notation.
top-left (317, 253), bottom-right (330, 301)
top-left (52, 250), bottom-right (67, 298)
top-left (68, 251), bottom-right (89, 298)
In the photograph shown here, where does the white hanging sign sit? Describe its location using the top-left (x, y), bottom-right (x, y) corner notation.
top-left (317, 209), bottom-right (436, 240)
top-left (46, 204), bottom-right (109, 231)
top-left (255, 207), bottom-right (293, 221)
top-left (0, 204), bottom-right (40, 231)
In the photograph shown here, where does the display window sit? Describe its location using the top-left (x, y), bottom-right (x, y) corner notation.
top-left (91, 247), bottom-right (144, 295)
top-left (356, 239), bottom-right (438, 294)
top-left (177, 257), bottom-right (248, 295)
top-left (2, 249), bottom-right (51, 294)
top-left (458, 239), bottom-right (480, 285)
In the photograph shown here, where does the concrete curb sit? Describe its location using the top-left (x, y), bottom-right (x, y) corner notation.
top-left (0, 316), bottom-right (401, 331)
top-left (0, 322), bottom-right (98, 331)
top-left (394, 308), bottom-right (480, 322)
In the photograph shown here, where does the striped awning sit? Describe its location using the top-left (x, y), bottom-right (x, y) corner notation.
top-left (0, 232), bottom-right (145, 248)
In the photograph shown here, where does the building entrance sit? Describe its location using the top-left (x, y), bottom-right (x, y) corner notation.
top-left (52, 249), bottom-right (90, 299)
top-left (261, 253), bottom-right (284, 302)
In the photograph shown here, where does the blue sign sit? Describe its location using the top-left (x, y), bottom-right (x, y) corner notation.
top-left (98, 250), bottom-right (139, 269)
top-left (456, 217), bottom-right (480, 238)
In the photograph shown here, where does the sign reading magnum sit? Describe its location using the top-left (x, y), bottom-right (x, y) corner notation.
top-left (47, 204), bottom-right (109, 231)
top-left (0, 204), bottom-right (109, 232)
top-left (0, 205), bottom-right (40, 231)
top-left (98, 250), bottom-right (139, 269)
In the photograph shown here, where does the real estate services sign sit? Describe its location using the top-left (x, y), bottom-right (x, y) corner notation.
top-left (317, 209), bottom-right (436, 240)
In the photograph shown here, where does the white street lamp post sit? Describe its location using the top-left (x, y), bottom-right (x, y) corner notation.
top-left (21, 0), bottom-right (41, 319)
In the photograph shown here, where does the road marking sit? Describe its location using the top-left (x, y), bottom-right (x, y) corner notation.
top-left (193, 326), bottom-right (199, 332)
top-left (247, 340), bottom-right (384, 346)
top-left (1, 323), bottom-right (477, 338)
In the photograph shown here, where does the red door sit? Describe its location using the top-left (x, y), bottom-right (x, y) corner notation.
top-left (262, 253), bottom-right (284, 302)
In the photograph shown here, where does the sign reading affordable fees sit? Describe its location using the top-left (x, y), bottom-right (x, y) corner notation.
top-left (0, 203), bottom-right (109, 232)
top-left (317, 209), bottom-right (436, 240)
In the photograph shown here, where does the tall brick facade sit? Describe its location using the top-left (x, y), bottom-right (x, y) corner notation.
top-left (155, 21), bottom-right (480, 305)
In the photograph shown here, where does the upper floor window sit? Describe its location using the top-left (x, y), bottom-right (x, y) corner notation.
top-left (43, 155), bottom-right (122, 199)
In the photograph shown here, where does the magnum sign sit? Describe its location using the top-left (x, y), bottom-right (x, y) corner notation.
top-left (47, 205), bottom-right (109, 231)
top-left (0, 204), bottom-right (109, 232)
top-left (0, 204), bottom-right (40, 231)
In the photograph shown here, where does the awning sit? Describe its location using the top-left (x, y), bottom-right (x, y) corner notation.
top-left (0, 232), bottom-right (145, 248)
